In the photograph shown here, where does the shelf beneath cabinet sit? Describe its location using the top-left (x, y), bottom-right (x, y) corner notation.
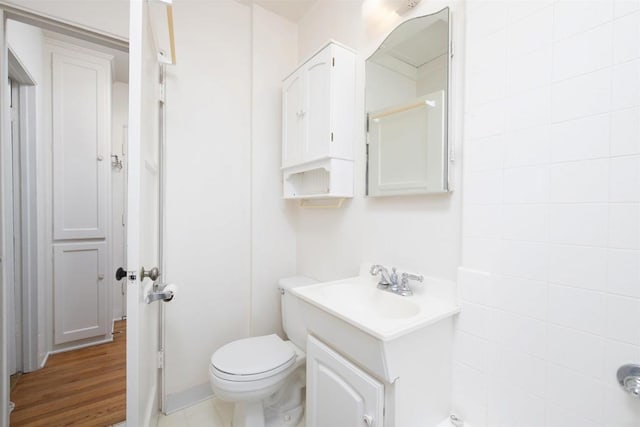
top-left (283, 157), bottom-right (353, 200)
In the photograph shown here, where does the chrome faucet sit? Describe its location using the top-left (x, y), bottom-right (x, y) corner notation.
top-left (370, 264), bottom-right (423, 296)
top-left (370, 264), bottom-right (397, 289)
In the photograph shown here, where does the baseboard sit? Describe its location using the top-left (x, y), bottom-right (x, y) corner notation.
top-left (165, 383), bottom-right (213, 414)
top-left (49, 336), bottom-right (113, 356)
top-left (39, 352), bottom-right (50, 369)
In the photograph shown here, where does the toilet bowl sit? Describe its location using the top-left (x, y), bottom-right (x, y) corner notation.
top-left (208, 276), bottom-right (316, 427)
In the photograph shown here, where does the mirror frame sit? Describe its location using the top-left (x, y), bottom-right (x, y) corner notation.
top-left (365, 6), bottom-right (452, 197)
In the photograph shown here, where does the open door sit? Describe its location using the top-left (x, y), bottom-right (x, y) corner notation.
top-left (126, 1), bottom-right (165, 425)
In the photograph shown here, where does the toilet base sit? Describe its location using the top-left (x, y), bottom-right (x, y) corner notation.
top-left (232, 401), bottom-right (304, 427)
top-left (231, 368), bottom-right (305, 427)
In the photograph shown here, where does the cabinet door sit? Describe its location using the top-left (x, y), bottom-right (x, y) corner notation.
top-left (307, 335), bottom-right (384, 427)
top-left (282, 70), bottom-right (304, 167)
top-left (53, 242), bottom-right (108, 344)
top-left (52, 50), bottom-right (110, 240)
top-left (303, 48), bottom-right (332, 161)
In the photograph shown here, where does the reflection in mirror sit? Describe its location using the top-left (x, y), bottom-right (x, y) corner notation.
top-left (366, 7), bottom-right (450, 196)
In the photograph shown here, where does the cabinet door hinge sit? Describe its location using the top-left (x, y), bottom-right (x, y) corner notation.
top-left (331, 132), bottom-right (334, 142)
top-left (332, 57), bottom-right (335, 67)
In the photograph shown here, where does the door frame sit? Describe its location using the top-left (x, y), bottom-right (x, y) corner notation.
top-left (7, 52), bottom-right (40, 375)
top-left (0, 4), bottom-right (130, 425)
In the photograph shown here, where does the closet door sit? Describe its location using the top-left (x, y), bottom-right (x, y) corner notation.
top-left (53, 242), bottom-right (108, 344)
top-left (52, 49), bottom-right (110, 240)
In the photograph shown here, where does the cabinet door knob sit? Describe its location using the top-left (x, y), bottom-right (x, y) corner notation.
top-left (363, 415), bottom-right (374, 426)
top-left (97, 155), bottom-right (104, 161)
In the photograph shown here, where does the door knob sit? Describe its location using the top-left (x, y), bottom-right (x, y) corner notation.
top-left (363, 415), bottom-right (374, 427)
top-left (140, 266), bottom-right (160, 281)
top-left (115, 267), bottom-right (127, 281)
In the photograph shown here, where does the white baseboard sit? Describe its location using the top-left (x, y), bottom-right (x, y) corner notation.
top-left (39, 352), bottom-right (50, 369)
top-left (165, 383), bottom-right (213, 415)
top-left (49, 336), bottom-right (113, 356)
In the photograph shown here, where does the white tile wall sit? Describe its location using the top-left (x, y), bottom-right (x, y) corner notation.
top-left (460, 1), bottom-right (640, 425)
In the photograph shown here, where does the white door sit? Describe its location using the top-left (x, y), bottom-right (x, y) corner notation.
top-left (53, 242), bottom-right (108, 343)
top-left (306, 335), bottom-right (385, 427)
top-left (127, 1), bottom-right (164, 425)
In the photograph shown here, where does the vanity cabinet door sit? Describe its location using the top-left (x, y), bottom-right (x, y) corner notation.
top-left (307, 335), bottom-right (384, 427)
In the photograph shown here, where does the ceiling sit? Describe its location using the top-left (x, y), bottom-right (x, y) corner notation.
top-left (250, 0), bottom-right (317, 23)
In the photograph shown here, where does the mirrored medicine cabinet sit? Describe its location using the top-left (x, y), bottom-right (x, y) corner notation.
top-left (365, 7), bottom-right (451, 197)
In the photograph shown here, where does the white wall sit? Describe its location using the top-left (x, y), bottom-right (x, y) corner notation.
top-left (164, 0), bottom-right (252, 400)
top-left (6, 19), bottom-right (46, 367)
top-left (250, 5), bottom-right (298, 338)
top-left (456, 1), bottom-right (640, 426)
top-left (295, 0), bottom-right (462, 283)
top-left (163, 0), bottom-right (297, 406)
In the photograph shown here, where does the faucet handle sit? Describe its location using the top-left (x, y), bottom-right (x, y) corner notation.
top-left (394, 272), bottom-right (423, 296)
top-left (401, 272), bottom-right (423, 283)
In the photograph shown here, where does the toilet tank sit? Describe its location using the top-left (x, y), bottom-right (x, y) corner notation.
top-left (279, 276), bottom-right (317, 349)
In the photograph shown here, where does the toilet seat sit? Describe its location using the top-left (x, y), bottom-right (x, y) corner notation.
top-left (211, 334), bottom-right (296, 382)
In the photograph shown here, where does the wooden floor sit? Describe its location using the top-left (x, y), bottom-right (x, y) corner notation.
top-left (10, 320), bottom-right (126, 427)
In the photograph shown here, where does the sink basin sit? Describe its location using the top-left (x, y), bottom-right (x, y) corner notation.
top-left (312, 282), bottom-right (421, 320)
top-left (291, 272), bottom-right (459, 342)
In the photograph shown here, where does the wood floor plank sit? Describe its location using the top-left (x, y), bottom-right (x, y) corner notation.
top-left (10, 320), bottom-right (126, 426)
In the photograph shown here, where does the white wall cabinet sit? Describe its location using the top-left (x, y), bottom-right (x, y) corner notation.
top-left (282, 42), bottom-right (355, 199)
top-left (306, 335), bottom-right (384, 427)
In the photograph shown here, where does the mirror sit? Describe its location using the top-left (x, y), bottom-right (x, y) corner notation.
top-left (366, 7), bottom-right (450, 197)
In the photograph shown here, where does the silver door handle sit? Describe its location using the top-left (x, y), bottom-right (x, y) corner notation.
top-left (140, 266), bottom-right (160, 281)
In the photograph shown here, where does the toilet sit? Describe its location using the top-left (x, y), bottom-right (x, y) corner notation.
top-left (209, 276), bottom-right (317, 427)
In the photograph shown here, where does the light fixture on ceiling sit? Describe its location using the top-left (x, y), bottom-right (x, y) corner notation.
top-left (396, 0), bottom-right (422, 15)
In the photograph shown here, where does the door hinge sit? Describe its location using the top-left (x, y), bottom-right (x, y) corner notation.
top-left (159, 85), bottom-right (165, 103)
top-left (330, 132), bottom-right (334, 142)
top-left (157, 350), bottom-right (164, 369)
top-left (121, 213), bottom-right (125, 227)
top-left (332, 57), bottom-right (335, 67)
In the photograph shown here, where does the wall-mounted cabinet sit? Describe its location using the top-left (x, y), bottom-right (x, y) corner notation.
top-left (282, 42), bottom-right (355, 200)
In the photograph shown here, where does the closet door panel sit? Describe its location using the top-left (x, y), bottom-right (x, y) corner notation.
top-left (52, 51), bottom-right (110, 240)
top-left (53, 242), bottom-right (108, 344)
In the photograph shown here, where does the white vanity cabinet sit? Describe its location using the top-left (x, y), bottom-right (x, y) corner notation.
top-left (282, 42), bottom-right (355, 200)
top-left (306, 335), bottom-right (384, 427)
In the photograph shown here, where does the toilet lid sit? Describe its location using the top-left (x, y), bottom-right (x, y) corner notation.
top-left (211, 334), bottom-right (296, 380)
